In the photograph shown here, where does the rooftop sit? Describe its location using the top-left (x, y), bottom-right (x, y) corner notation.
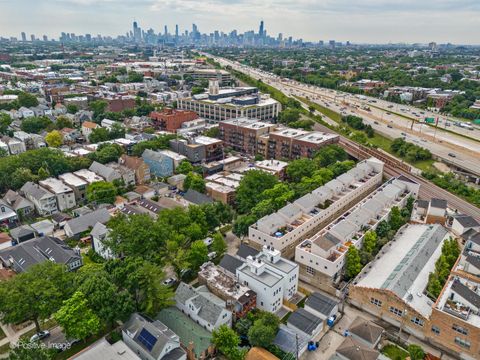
top-left (59, 173), bottom-right (88, 188)
top-left (355, 224), bottom-right (449, 317)
top-left (39, 178), bottom-right (73, 195)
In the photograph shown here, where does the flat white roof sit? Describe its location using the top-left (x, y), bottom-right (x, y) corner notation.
top-left (73, 169), bottom-right (104, 184)
top-left (59, 173), bottom-right (88, 188)
top-left (194, 135), bottom-right (222, 145)
top-left (158, 149), bottom-right (187, 161)
top-left (39, 177), bottom-right (73, 194)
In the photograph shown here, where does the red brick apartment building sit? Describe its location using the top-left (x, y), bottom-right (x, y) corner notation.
top-left (150, 108), bottom-right (199, 132)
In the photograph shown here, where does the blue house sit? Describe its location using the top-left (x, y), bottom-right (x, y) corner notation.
top-left (142, 149), bottom-right (174, 178)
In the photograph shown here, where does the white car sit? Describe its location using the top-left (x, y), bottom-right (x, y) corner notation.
top-left (30, 330), bottom-right (50, 342)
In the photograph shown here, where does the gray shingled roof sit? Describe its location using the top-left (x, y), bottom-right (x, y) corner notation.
top-left (183, 189), bottom-right (213, 205)
top-left (236, 244), bottom-right (259, 259)
top-left (287, 308), bottom-right (322, 336)
top-left (20, 181), bottom-right (54, 200)
top-left (451, 279), bottom-right (480, 308)
top-left (454, 215), bottom-right (480, 229)
top-left (430, 198), bottom-right (447, 209)
top-left (219, 254), bottom-right (244, 275)
top-left (0, 236), bottom-right (81, 272)
top-left (336, 338), bottom-right (379, 360)
top-left (65, 208), bottom-right (111, 236)
top-left (89, 161), bottom-right (119, 181)
top-left (348, 317), bottom-right (383, 345)
top-left (305, 292), bottom-right (339, 317)
top-left (122, 313), bottom-right (185, 360)
top-left (175, 282), bottom-right (227, 326)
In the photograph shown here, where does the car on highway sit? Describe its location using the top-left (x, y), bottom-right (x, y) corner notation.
top-left (374, 121), bottom-right (379, 125)
top-left (30, 330), bottom-right (51, 342)
top-left (401, 132), bottom-right (407, 136)
top-left (448, 153), bottom-right (457, 158)
top-left (386, 112), bottom-right (391, 115)
top-left (387, 125), bottom-right (393, 128)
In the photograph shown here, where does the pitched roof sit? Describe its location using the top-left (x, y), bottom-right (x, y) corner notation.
top-left (122, 313), bottom-right (185, 360)
top-left (451, 279), bottom-right (480, 308)
top-left (245, 347), bottom-right (279, 360)
top-left (348, 317), bottom-right (384, 345)
top-left (82, 121), bottom-right (98, 129)
top-left (20, 181), bottom-right (54, 200)
top-left (183, 189), bottom-right (213, 205)
top-left (120, 155), bottom-right (145, 170)
top-left (287, 308), bottom-right (322, 335)
top-left (454, 215), bottom-right (480, 229)
top-left (430, 198), bottom-right (447, 209)
top-left (0, 236), bottom-right (81, 272)
top-left (305, 292), bottom-right (339, 316)
top-left (175, 282), bottom-right (228, 326)
top-left (89, 161), bottom-right (119, 180)
top-left (336, 337), bottom-right (380, 360)
top-left (236, 244), bottom-right (259, 259)
top-left (65, 208), bottom-right (111, 236)
top-left (416, 200), bottom-right (429, 209)
top-left (219, 254), bottom-right (244, 274)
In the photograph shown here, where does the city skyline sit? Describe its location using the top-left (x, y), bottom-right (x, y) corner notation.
top-left (0, 0), bottom-right (480, 44)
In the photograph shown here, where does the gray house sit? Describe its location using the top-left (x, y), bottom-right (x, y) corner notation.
top-left (0, 236), bottom-right (82, 273)
top-left (89, 161), bottom-right (121, 182)
top-left (122, 313), bottom-right (187, 360)
top-left (64, 208), bottom-right (111, 238)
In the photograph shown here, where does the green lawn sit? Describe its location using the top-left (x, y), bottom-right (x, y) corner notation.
top-left (0, 342), bottom-right (10, 355)
top-left (381, 344), bottom-right (409, 360)
top-left (296, 96), bottom-right (342, 122)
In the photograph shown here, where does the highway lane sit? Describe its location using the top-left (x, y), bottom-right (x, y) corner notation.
top-left (210, 54), bottom-right (480, 176)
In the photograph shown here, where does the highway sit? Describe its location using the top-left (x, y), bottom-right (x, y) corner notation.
top-left (205, 53), bottom-right (480, 220)
top-left (209, 54), bottom-right (480, 177)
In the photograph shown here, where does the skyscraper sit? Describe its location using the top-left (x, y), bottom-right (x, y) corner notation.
top-left (259, 20), bottom-right (264, 37)
top-left (164, 25), bottom-right (168, 37)
top-left (175, 24), bottom-right (179, 38)
top-left (21, 32), bottom-right (26, 42)
top-left (133, 21), bottom-right (141, 42)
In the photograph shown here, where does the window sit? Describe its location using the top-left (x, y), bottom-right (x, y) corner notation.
top-left (389, 306), bottom-right (403, 317)
top-left (452, 324), bottom-right (468, 336)
top-left (411, 317), bottom-right (424, 327)
top-left (454, 337), bottom-right (471, 349)
top-left (370, 298), bottom-right (382, 307)
top-left (306, 266), bottom-right (315, 275)
top-left (431, 326), bottom-right (440, 335)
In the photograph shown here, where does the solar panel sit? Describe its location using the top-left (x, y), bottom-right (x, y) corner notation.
top-left (138, 328), bottom-right (157, 352)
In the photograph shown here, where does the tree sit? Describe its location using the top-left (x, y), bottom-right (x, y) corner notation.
top-left (55, 291), bottom-right (101, 341)
top-left (345, 246), bottom-right (362, 280)
top-left (20, 116), bottom-right (52, 134)
top-left (89, 127), bottom-right (110, 143)
top-left (86, 181), bottom-right (117, 204)
top-left (55, 116), bottom-right (74, 129)
top-left (233, 214), bottom-right (256, 238)
top-left (10, 167), bottom-right (37, 189)
top-left (66, 104), bottom-right (78, 114)
top-left (18, 92), bottom-right (39, 107)
top-left (88, 143), bottom-right (124, 164)
top-left (247, 321), bottom-right (277, 348)
top-left (375, 220), bottom-right (390, 239)
top-left (363, 231), bottom-right (377, 254)
top-left (286, 158), bottom-right (317, 182)
top-left (211, 232), bottom-right (227, 256)
top-left (278, 108), bottom-right (300, 125)
top-left (77, 269), bottom-right (134, 327)
top-left (45, 130), bottom-right (63, 147)
top-left (0, 113), bottom-right (12, 135)
top-left (407, 344), bottom-right (425, 360)
top-left (8, 340), bottom-right (56, 360)
top-left (0, 262), bottom-right (72, 333)
top-left (89, 100), bottom-right (108, 120)
top-left (176, 160), bottom-right (194, 175)
top-left (212, 325), bottom-right (246, 360)
top-left (236, 170), bottom-right (278, 213)
top-left (389, 206), bottom-right (404, 231)
top-left (188, 240), bottom-right (209, 270)
top-left (235, 317), bottom-right (252, 337)
top-left (315, 144), bottom-right (348, 167)
top-left (127, 71), bottom-right (144, 83)
top-left (184, 172), bottom-right (206, 193)
top-left (106, 258), bottom-right (174, 316)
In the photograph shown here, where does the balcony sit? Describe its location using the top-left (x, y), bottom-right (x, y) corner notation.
top-left (443, 299), bottom-right (471, 321)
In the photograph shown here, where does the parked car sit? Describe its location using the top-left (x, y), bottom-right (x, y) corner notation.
top-left (448, 153), bottom-right (457, 158)
top-left (163, 277), bottom-right (177, 286)
top-left (30, 330), bottom-right (50, 342)
top-left (203, 237), bottom-right (214, 247)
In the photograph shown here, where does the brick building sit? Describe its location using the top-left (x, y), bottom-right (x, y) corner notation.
top-left (219, 118), bottom-right (276, 155)
top-left (150, 108), bottom-right (199, 132)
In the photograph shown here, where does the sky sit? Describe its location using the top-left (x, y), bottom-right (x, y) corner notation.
top-left (1, 0), bottom-right (480, 44)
